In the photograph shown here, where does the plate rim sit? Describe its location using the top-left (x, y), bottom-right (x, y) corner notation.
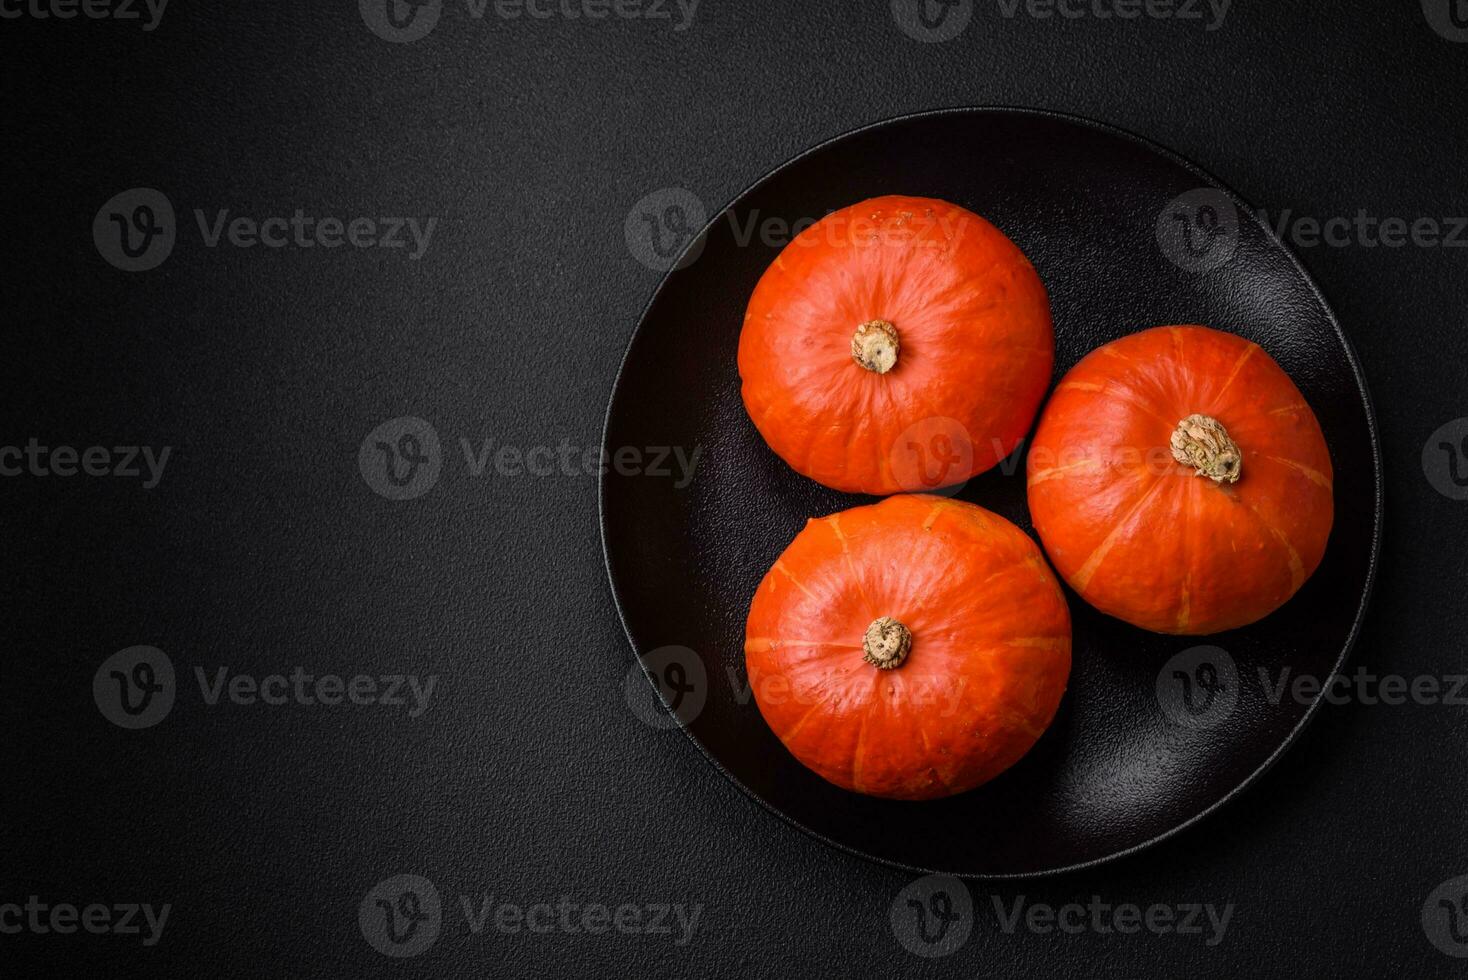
top-left (598, 104), bottom-right (1384, 880)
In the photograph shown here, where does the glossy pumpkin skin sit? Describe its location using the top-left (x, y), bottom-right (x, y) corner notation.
top-left (1027, 325), bottom-right (1334, 635)
top-left (744, 495), bottom-right (1071, 801)
top-left (738, 196), bottom-right (1054, 495)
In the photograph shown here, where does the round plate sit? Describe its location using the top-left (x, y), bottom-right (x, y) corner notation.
top-left (600, 108), bottom-right (1381, 878)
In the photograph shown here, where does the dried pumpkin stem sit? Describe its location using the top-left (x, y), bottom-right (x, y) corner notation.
top-left (851, 320), bottom-right (900, 374)
top-left (862, 616), bottom-right (912, 670)
top-left (1171, 413), bottom-right (1242, 484)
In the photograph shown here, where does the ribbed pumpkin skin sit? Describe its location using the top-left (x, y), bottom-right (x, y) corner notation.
top-left (1027, 325), bottom-right (1334, 635)
top-left (738, 195), bottom-right (1054, 495)
top-left (744, 495), bottom-right (1071, 801)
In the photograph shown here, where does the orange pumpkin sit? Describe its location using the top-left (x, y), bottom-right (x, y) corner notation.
top-left (744, 495), bottom-right (1071, 800)
top-left (738, 195), bottom-right (1054, 494)
top-left (1027, 325), bottom-right (1334, 635)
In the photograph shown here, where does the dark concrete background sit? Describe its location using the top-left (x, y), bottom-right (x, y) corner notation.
top-left (6, 1), bottom-right (1467, 975)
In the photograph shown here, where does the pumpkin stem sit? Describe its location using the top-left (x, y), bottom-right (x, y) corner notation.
top-left (862, 616), bottom-right (912, 670)
top-left (1171, 413), bottom-right (1242, 484)
top-left (851, 320), bottom-right (900, 374)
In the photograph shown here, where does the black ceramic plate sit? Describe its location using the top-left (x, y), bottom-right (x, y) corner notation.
top-left (600, 108), bottom-right (1381, 878)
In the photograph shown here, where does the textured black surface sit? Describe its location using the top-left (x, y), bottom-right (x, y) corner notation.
top-left (603, 108), bottom-right (1380, 877)
top-left (6, 2), bottom-right (1468, 977)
